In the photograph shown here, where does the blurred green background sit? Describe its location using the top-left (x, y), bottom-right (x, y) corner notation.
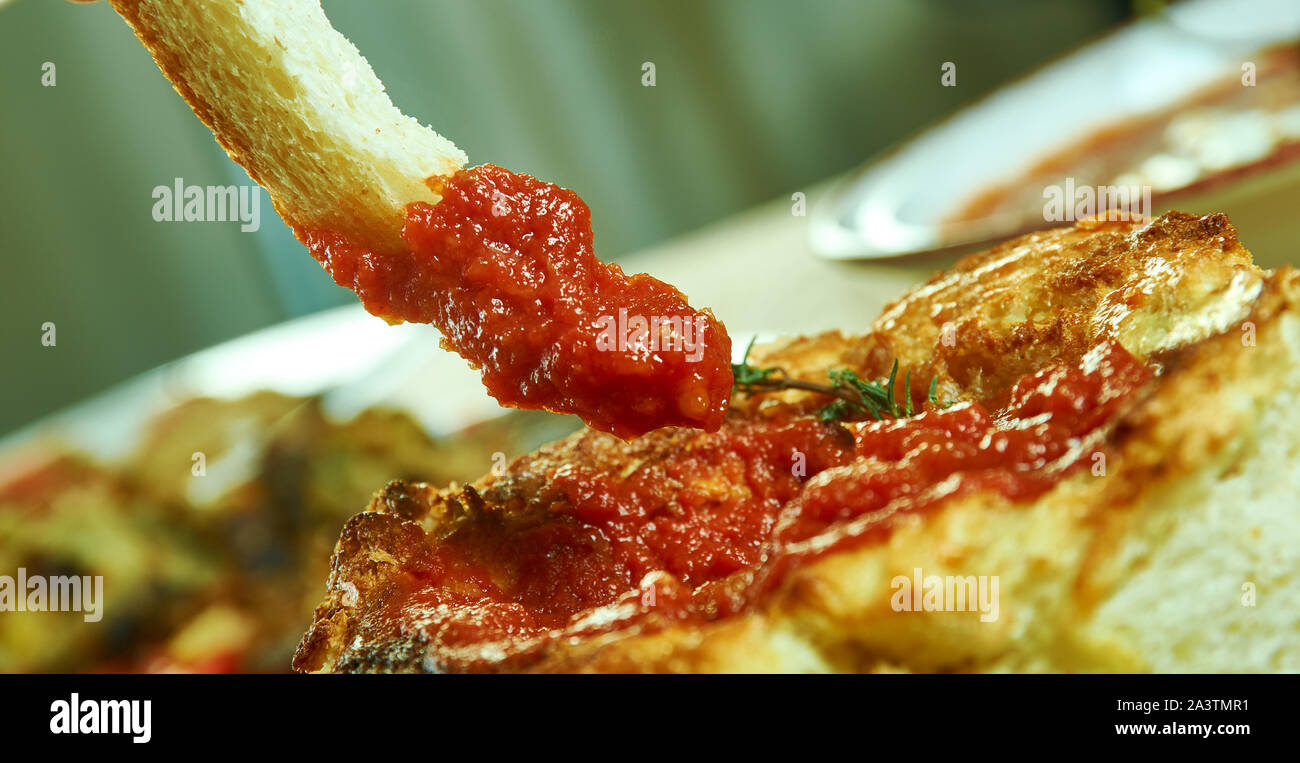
top-left (0, 0), bottom-right (1128, 435)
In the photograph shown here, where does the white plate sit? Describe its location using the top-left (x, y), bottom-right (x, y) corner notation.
top-left (810, 0), bottom-right (1300, 260)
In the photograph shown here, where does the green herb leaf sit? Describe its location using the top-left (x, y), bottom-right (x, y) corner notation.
top-left (731, 337), bottom-right (947, 423)
top-left (730, 336), bottom-right (780, 388)
top-left (904, 369), bottom-right (913, 417)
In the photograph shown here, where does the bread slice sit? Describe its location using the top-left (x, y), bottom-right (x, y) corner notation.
top-left (108, 0), bottom-right (466, 250)
top-left (293, 211), bottom-right (1300, 673)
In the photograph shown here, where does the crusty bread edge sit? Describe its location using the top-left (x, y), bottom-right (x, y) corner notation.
top-left (108, 0), bottom-right (467, 250)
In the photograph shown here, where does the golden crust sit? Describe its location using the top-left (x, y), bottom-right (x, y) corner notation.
top-left (295, 212), bottom-right (1300, 673)
top-left (741, 212), bottom-right (1260, 404)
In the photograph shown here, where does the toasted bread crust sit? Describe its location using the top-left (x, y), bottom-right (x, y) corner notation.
top-left (742, 212), bottom-right (1259, 406)
top-left (295, 212), bottom-right (1300, 673)
top-left (109, 0), bottom-right (466, 250)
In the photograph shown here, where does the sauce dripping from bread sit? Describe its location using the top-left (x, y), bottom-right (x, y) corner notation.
top-left (301, 165), bottom-right (732, 439)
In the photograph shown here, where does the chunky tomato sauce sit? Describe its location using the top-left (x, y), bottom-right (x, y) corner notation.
top-left (385, 339), bottom-right (1152, 671)
top-left (744, 338), bottom-right (1153, 604)
top-left (303, 165), bottom-right (732, 438)
top-left (399, 417), bottom-right (855, 670)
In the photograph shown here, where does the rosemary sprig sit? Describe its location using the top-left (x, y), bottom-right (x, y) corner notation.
top-left (731, 338), bottom-right (945, 423)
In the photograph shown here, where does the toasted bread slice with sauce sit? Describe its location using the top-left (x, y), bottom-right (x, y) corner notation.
top-left (107, 0), bottom-right (735, 437)
top-left (108, 0), bottom-right (466, 251)
top-left (294, 211), bottom-right (1300, 673)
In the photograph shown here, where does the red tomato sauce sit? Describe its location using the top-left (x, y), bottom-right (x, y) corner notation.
top-left (383, 339), bottom-right (1152, 671)
top-left (399, 416), bottom-right (855, 671)
top-left (743, 338), bottom-right (1153, 605)
top-left (302, 165), bottom-right (732, 439)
